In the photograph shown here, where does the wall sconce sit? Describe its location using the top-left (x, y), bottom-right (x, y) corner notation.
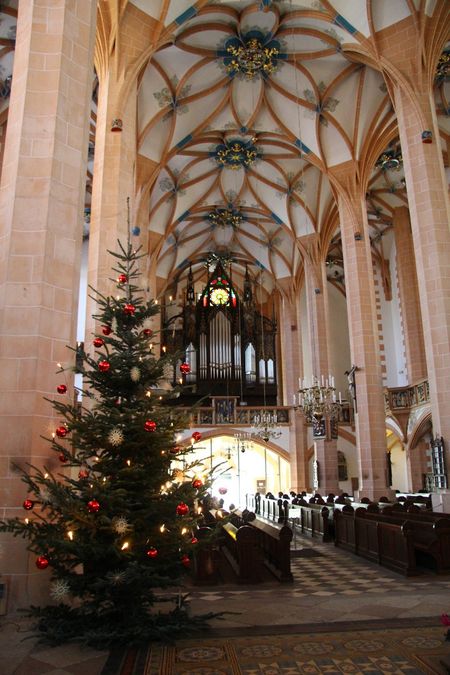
top-left (421, 130), bottom-right (432, 144)
top-left (111, 118), bottom-right (123, 132)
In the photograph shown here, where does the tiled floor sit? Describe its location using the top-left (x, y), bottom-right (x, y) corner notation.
top-left (2, 534), bottom-right (450, 674)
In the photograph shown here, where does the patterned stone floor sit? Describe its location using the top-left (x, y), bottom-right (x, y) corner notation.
top-left (104, 624), bottom-right (450, 674)
top-left (189, 537), bottom-right (450, 604)
top-left (3, 534), bottom-right (450, 674)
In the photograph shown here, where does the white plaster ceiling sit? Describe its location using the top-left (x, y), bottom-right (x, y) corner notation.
top-left (132, 0), bottom-right (449, 296)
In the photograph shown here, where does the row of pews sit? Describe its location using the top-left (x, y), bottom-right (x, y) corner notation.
top-left (193, 508), bottom-right (293, 585)
top-left (246, 491), bottom-right (450, 577)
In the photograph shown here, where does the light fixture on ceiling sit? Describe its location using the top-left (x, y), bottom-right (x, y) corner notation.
top-left (295, 375), bottom-right (340, 422)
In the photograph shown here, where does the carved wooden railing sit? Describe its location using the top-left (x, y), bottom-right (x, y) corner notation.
top-left (178, 404), bottom-right (290, 427)
top-left (385, 379), bottom-right (430, 412)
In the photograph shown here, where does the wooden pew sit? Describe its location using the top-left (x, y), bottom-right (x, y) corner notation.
top-left (354, 507), bottom-right (450, 573)
top-left (290, 502), bottom-right (333, 543)
top-left (223, 510), bottom-right (293, 583)
top-left (334, 505), bottom-right (417, 576)
top-left (248, 517), bottom-right (293, 582)
top-left (220, 522), bottom-right (263, 584)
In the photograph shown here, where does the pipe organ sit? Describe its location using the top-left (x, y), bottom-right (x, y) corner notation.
top-left (163, 263), bottom-right (277, 404)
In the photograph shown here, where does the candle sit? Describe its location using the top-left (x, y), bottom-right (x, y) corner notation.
top-left (298, 377), bottom-right (302, 389)
top-left (292, 394), bottom-right (296, 406)
top-left (339, 392), bottom-right (342, 404)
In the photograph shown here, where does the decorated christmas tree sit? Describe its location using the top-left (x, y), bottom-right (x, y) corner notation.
top-left (0, 240), bottom-right (218, 647)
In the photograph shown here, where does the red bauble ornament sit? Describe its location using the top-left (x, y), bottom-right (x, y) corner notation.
top-left (190, 537), bottom-right (198, 545)
top-left (55, 425), bottom-right (68, 438)
top-left (102, 325), bottom-right (112, 336)
top-left (170, 446), bottom-right (182, 455)
top-left (59, 453), bottom-right (68, 463)
top-left (180, 363), bottom-right (190, 375)
top-left (98, 360), bottom-right (110, 372)
top-left (142, 328), bottom-right (153, 337)
top-left (123, 303), bottom-right (136, 316)
top-left (78, 470), bottom-right (89, 480)
top-left (146, 547), bottom-right (158, 559)
top-left (23, 499), bottom-right (34, 511)
top-left (218, 487), bottom-right (228, 496)
top-left (87, 499), bottom-right (100, 513)
top-left (93, 337), bottom-right (104, 348)
top-left (56, 384), bottom-right (67, 394)
top-left (181, 554), bottom-right (190, 568)
top-left (192, 431), bottom-right (202, 442)
top-left (176, 502), bottom-right (189, 516)
top-left (117, 273), bottom-right (128, 284)
top-left (144, 420), bottom-right (157, 432)
top-left (36, 555), bottom-right (49, 570)
top-left (192, 478), bottom-right (203, 489)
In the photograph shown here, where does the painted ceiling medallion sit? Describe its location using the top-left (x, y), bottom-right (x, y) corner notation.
top-left (435, 50), bottom-right (450, 84)
top-left (223, 32), bottom-right (281, 80)
top-left (376, 147), bottom-right (403, 171)
top-left (213, 138), bottom-right (261, 170)
top-left (208, 207), bottom-right (243, 229)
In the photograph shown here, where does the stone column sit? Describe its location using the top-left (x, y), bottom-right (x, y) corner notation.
top-left (85, 75), bottom-right (138, 336)
top-left (406, 438), bottom-right (429, 493)
top-left (0, 0), bottom-right (96, 608)
top-left (277, 287), bottom-right (308, 492)
top-left (333, 168), bottom-right (389, 500)
top-left (393, 206), bottom-right (426, 383)
top-left (393, 85), bottom-right (450, 455)
top-left (300, 234), bottom-right (339, 495)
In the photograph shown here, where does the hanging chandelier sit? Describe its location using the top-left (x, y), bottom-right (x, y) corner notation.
top-left (251, 410), bottom-right (282, 443)
top-left (295, 376), bottom-right (341, 424)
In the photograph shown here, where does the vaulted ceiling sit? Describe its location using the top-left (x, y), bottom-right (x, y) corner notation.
top-left (131, 0), bottom-right (448, 299)
top-left (0, 0), bottom-right (448, 301)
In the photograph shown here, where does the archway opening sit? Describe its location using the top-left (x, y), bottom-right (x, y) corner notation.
top-left (176, 435), bottom-right (290, 509)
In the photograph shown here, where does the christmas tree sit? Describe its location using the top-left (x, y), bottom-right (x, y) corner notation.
top-left (0, 240), bottom-right (219, 647)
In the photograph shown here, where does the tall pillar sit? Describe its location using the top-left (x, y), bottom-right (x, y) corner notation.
top-left (332, 168), bottom-right (389, 500)
top-left (86, 2), bottom-right (163, 330)
top-left (373, 3), bottom-right (450, 469)
top-left (393, 85), bottom-right (450, 454)
top-left (0, 0), bottom-right (96, 608)
top-left (393, 206), bottom-right (426, 383)
top-left (85, 75), bottom-right (138, 334)
top-left (277, 287), bottom-right (308, 492)
top-left (300, 235), bottom-right (339, 495)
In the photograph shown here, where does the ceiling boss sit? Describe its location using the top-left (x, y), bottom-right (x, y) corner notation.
top-left (222, 31), bottom-right (283, 80)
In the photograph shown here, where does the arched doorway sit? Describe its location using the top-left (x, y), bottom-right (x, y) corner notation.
top-left (176, 434), bottom-right (291, 509)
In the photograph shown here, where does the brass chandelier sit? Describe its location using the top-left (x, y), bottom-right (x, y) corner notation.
top-left (295, 376), bottom-right (340, 424)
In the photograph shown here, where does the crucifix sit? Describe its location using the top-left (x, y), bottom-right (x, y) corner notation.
top-left (345, 365), bottom-right (359, 413)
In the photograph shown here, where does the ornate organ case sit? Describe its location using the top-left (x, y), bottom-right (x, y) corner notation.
top-left (164, 263), bottom-right (277, 404)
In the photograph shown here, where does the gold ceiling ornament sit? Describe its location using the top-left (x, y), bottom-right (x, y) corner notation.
top-left (226, 38), bottom-right (279, 80)
top-left (435, 50), bottom-right (450, 83)
top-left (214, 138), bottom-right (260, 170)
top-left (208, 207), bottom-right (243, 229)
top-left (376, 148), bottom-right (403, 171)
